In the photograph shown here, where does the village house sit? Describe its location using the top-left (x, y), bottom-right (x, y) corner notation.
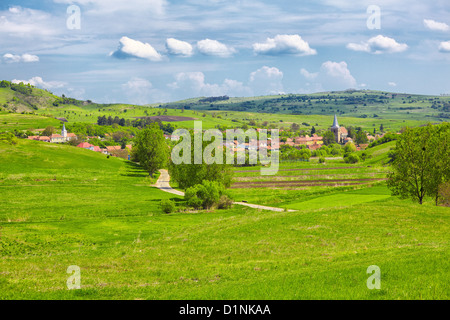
top-left (28, 123), bottom-right (77, 144)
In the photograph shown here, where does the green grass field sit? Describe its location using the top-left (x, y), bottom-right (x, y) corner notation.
top-left (1, 139), bottom-right (448, 299)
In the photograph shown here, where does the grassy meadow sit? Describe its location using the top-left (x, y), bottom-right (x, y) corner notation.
top-left (0, 139), bottom-right (448, 299)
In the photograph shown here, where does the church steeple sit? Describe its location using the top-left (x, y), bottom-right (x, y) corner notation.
top-left (62, 123), bottom-right (67, 138)
top-left (332, 114), bottom-right (339, 128)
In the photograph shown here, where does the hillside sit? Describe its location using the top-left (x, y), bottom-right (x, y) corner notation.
top-left (161, 90), bottom-right (450, 122)
top-left (0, 139), bottom-right (448, 299)
top-left (1, 81), bottom-right (448, 135)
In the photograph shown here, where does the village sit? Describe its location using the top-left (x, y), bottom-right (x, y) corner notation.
top-left (25, 115), bottom-right (386, 161)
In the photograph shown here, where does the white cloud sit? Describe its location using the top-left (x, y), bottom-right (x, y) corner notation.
top-left (3, 53), bottom-right (39, 63)
top-left (439, 41), bottom-right (450, 52)
top-left (169, 72), bottom-right (251, 97)
top-left (111, 36), bottom-right (163, 61)
top-left (12, 77), bottom-right (66, 90)
top-left (249, 66), bottom-right (284, 95)
top-left (388, 82), bottom-right (397, 87)
top-left (301, 61), bottom-right (357, 91)
top-left (424, 19), bottom-right (449, 32)
top-left (166, 38), bottom-right (193, 57)
top-left (122, 78), bottom-right (154, 104)
top-left (196, 39), bottom-right (235, 58)
top-left (300, 68), bottom-right (318, 80)
top-left (347, 35), bottom-right (408, 54)
top-left (253, 34), bottom-right (317, 56)
top-left (0, 6), bottom-right (57, 38)
top-left (320, 61), bottom-right (357, 88)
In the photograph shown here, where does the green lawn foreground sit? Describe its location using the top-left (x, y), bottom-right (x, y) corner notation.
top-left (0, 139), bottom-right (449, 299)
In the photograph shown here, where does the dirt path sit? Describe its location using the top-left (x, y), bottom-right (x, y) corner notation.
top-left (155, 169), bottom-right (296, 212)
top-left (154, 169), bottom-right (185, 196)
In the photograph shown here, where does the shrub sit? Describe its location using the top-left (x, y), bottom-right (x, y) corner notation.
top-left (0, 133), bottom-right (18, 145)
top-left (184, 180), bottom-right (230, 210)
top-left (319, 157), bottom-right (325, 164)
top-left (344, 153), bottom-right (360, 164)
top-left (160, 199), bottom-right (176, 213)
top-left (217, 195), bottom-right (233, 209)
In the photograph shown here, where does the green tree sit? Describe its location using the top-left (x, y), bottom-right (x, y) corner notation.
top-left (169, 131), bottom-right (233, 190)
top-left (42, 126), bottom-right (55, 137)
top-left (322, 130), bottom-right (336, 146)
top-left (387, 124), bottom-right (450, 205)
top-left (133, 123), bottom-right (168, 177)
top-left (424, 123), bottom-right (450, 205)
top-left (355, 130), bottom-right (368, 144)
top-left (343, 141), bottom-right (357, 153)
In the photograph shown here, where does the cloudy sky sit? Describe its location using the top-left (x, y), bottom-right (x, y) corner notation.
top-left (1, 0), bottom-right (450, 104)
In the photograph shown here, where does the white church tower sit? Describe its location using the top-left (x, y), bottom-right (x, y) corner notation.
top-left (61, 123), bottom-right (67, 139)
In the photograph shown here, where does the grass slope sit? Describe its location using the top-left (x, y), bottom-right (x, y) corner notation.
top-left (0, 140), bottom-right (449, 299)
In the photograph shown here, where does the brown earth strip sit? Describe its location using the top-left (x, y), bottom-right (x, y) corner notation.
top-left (234, 166), bottom-right (364, 173)
top-left (232, 178), bottom-right (386, 186)
top-left (230, 182), bottom-right (367, 188)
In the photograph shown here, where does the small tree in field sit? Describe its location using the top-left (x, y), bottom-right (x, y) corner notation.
top-left (387, 123), bottom-right (450, 205)
top-left (42, 126), bottom-right (55, 137)
top-left (133, 123), bottom-right (168, 177)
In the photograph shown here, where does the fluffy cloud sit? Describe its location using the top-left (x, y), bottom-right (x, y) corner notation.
top-left (166, 38), bottom-right (193, 57)
top-left (424, 19), bottom-right (449, 32)
top-left (111, 36), bottom-right (163, 61)
top-left (347, 35), bottom-right (408, 54)
top-left (3, 53), bottom-right (39, 63)
top-left (388, 82), bottom-right (397, 87)
top-left (438, 41), bottom-right (450, 52)
top-left (253, 34), bottom-right (317, 56)
top-left (301, 61), bottom-right (357, 91)
top-left (300, 68), bottom-right (318, 80)
top-left (249, 66), bottom-right (284, 95)
top-left (12, 76), bottom-right (66, 90)
top-left (0, 6), bottom-right (57, 38)
top-left (169, 72), bottom-right (251, 97)
top-left (122, 78), bottom-right (155, 105)
top-left (196, 39), bottom-right (235, 58)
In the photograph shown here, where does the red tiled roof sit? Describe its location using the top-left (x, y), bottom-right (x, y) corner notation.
top-left (77, 142), bottom-right (94, 148)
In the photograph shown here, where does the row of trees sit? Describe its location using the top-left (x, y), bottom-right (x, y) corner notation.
top-left (387, 123), bottom-right (450, 205)
top-left (97, 115), bottom-right (175, 133)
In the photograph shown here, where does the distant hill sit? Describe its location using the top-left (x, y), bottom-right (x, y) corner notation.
top-left (0, 80), bottom-right (89, 113)
top-left (160, 90), bottom-right (450, 122)
top-left (1, 80), bottom-right (449, 127)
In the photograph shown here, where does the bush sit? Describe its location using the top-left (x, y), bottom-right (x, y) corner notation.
top-left (0, 133), bottom-right (18, 145)
top-left (217, 195), bottom-right (233, 209)
top-left (160, 199), bottom-right (176, 213)
top-left (319, 157), bottom-right (325, 164)
top-left (344, 153), bottom-right (360, 164)
top-left (184, 180), bottom-right (231, 210)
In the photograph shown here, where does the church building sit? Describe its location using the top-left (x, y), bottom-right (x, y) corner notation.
top-left (330, 114), bottom-right (348, 144)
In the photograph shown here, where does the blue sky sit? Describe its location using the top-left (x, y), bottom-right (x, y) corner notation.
top-left (1, 0), bottom-right (450, 104)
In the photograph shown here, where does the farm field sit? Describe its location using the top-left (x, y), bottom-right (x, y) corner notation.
top-left (0, 139), bottom-right (448, 300)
